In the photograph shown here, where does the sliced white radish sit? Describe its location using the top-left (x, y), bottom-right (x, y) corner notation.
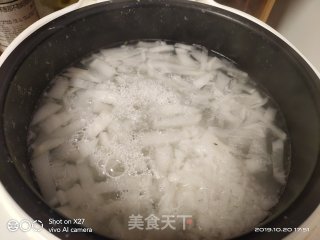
top-left (32, 137), bottom-right (64, 157)
top-left (53, 164), bottom-right (78, 190)
top-left (193, 73), bottom-right (214, 89)
top-left (153, 114), bottom-right (202, 129)
top-left (65, 184), bottom-right (85, 208)
top-left (215, 72), bottom-right (231, 92)
top-left (174, 43), bottom-right (194, 51)
top-left (175, 48), bottom-right (198, 67)
top-left (47, 78), bottom-right (69, 100)
top-left (83, 90), bottom-right (118, 105)
top-left (76, 162), bottom-right (95, 190)
top-left (190, 48), bottom-right (208, 70)
top-left (56, 190), bottom-right (68, 206)
top-left (149, 44), bottom-right (175, 53)
top-left (39, 111), bottom-right (72, 134)
top-left (155, 104), bottom-right (199, 117)
top-left (92, 102), bottom-right (113, 114)
top-left (272, 139), bottom-right (286, 184)
top-left (206, 57), bottom-right (225, 71)
top-left (53, 138), bottom-right (97, 162)
top-left (31, 153), bottom-right (56, 204)
top-left (31, 102), bottom-right (62, 125)
top-left (140, 130), bottom-right (185, 146)
top-left (263, 107), bottom-right (277, 122)
top-left (89, 58), bottom-right (116, 79)
top-left (99, 132), bottom-right (110, 148)
top-left (86, 112), bottom-right (112, 138)
top-left (69, 78), bottom-right (96, 89)
top-left (52, 119), bottom-right (86, 138)
top-left (78, 138), bottom-right (98, 159)
top-left (64, 67), bottom-right (101, 83)
top-left (56, 205), bottom-right (78, 219)
top-left (153, 144), bottom-right (172, 176)
top-left (89, 181), bottom-right (119, 195)
top-left (245, 158), bottom-right (268, 173)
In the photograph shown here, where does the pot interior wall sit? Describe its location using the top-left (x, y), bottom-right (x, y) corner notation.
top-left (1, 1), bottom-right (320, 239)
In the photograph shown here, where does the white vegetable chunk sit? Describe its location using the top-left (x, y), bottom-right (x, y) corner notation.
top-left (39, 111), bottom-right (72, 134)
top-left (92, 102), bottom-right (113, 114)
top-left (53, 138), bottom-right (97, 162)
top-left (47, 78), bottom-right (69, 100)
top-left (215, 72), bottom-right (231, 92)
top-left (226, 66), bottom-right (249, 79)
top-left (174, 43), bottom-right (194, 51)
top-left (56, 205), bottom-right (78, 219)
top-left (56, 190), bottom-right (68, 205)
top-left (99, 132), bottom-right (110, 148)
top-left (140, 130), bottom-right (185, 146)
top-left (100, 200), bottom-right (126, 218)
top-left (32, 137), bottom-right (64, 157)
top-left (83, 90), bottom-right (118, 105)
top-left (86, 112), bottom-right (112, 138)
top-left (52, 163), bottom-right (78, 190)
top-left (155, 104), bottom-right (199, 117)
top-left (76, 162), bottom-right (95, 190)
top-left (50, 144), bottom-right (74, 162)
top-left (268, 124), bottom-right (287, 140)
top-left (193, 73), bottom-right (214, 89)
top-left (69, 78), bottom-right (96, 89)
top-left (52, 119), bottom-right (86, 138)
top-left (153, 114), bottom-right (202, 129)
top-left (31, 102), bottom-right (62, 125)
top-left (89, 181), bottom-right (119, 195)
top-left (263, 107), bottom-right (277, 122)
top-left (245, 158), bottom-right (268, 173)
top-left (272, 140), bottom-right (286, 184)
top-left (206, 57), bottom-right (225, 71)
top-left (100, 46), bottom-right (140, 60)
top-left (65, 184), bottom-right (85, 208)
top-left (64, 67), bottom-right (101, 83)
top-left (31, 153), bottom-right (56, 205)
top-left (175, 48), bottom-right (198, 67)
top-left (153, 144), bottom-right (173, 176)
top-left (78, 138), bottom-right (98, 159)
top-left (149, 44), bottom-right (175, 53)
top-left (89, 58), bottom-right (116, 78)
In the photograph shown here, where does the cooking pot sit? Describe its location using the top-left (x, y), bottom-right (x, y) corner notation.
top-left (0, 0), bottom-right (320, 239)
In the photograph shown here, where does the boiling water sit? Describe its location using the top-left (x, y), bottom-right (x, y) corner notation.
top-left (28, 41), bottom-right (289, 239)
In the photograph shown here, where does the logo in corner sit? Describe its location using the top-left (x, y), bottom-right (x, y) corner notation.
top-left (7, 219), bottom-right (19, 232)
top-left (7, 219), bottom-right (43, 232)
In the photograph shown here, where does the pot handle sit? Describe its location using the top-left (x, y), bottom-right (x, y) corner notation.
top-left (75, 0), bottom-right (222, 8)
